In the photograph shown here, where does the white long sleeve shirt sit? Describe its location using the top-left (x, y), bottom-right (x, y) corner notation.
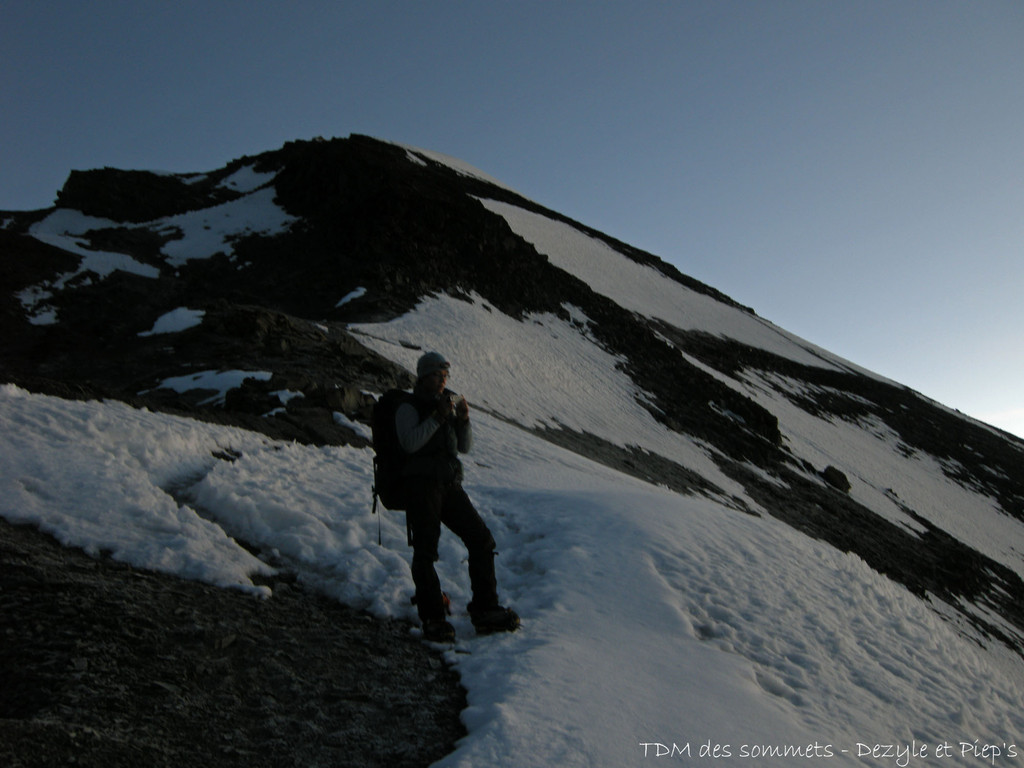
top-left (395, 401), bottom-right (473, 456)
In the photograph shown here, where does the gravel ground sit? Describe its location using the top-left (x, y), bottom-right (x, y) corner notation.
top-left (0, 517), bottom-right (466, 768)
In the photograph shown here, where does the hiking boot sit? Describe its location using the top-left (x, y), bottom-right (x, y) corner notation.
top-left (422, 619), bottom-right (456, 643)
top-left (412, 591), bottom-right (453, 616)
top-left (470, 606), bottom-right (520, 635)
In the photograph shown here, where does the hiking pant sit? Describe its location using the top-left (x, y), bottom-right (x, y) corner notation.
top-left (405, 477), bottom-right (498, 623)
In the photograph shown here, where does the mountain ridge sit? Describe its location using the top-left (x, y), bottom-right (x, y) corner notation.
top-left (3, 133), bottom-right (1024, 658)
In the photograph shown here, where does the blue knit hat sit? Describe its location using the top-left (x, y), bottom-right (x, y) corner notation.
top-left (417, 351), bottom-right (450, 379)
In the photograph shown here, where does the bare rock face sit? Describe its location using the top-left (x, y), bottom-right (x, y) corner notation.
top-left (0, 518), bottom-right (466, 768)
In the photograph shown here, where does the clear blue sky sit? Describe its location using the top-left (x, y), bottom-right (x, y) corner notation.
top-left (3, 1), bottom-right (1023, 438)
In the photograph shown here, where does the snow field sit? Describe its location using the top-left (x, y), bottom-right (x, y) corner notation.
top-left (734, 370), bottom-right (1024, 583)
top-left (8, 171), bottom-right (1024, 766)
top-left (0, 384), bottom-right (273, 592)
top-left (3, 383), bottom-right (1024, 766)
top-left (478, 197), bottom-right (875, 377)
top-left (349, 290), bottom-right (747, 501)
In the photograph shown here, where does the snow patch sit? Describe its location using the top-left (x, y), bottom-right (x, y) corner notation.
top-left (158, 187), bottom-right (296, 266)
top-left (217, 164), bottom-right (277, 193)
top-left (336, 286), bottom-right (367, 307)
top-left (138, 307), bottom-right (205, 336)
top-left (145, 369), bottom-right (273, 407)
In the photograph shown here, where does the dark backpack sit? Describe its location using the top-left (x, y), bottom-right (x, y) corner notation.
top-left (371, 389), bottom-right (413, 513)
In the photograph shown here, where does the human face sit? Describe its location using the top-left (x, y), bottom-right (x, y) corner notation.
top-left (424, 368), bottom-right (449, 397)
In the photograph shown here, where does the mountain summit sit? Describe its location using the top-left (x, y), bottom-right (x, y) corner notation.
top-left (3, 134), bottom-right (1024, 765)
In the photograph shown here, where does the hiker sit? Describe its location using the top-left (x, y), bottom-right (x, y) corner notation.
top-left (396, 351), bottom-right (519, 642)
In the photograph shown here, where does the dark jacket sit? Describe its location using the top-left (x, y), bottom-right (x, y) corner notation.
top-left (395, 389), bottom-right (472, 484)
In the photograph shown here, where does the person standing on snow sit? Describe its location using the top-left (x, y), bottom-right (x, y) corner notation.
top-left (395, 351), bottom-right (519, 642)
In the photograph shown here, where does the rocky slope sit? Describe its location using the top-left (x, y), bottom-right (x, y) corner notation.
top-left (0, 517), bottom-right (465, 768)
